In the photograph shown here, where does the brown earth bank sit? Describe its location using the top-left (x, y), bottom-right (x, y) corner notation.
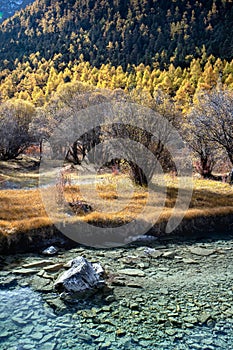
top-left (1, 213), bottom-right (233, 255)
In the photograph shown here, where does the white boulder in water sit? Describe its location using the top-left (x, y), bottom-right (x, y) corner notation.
top-left (42, 246), bottom-right (59, 255)
top-left (54, 257), bottom-right (106, 297)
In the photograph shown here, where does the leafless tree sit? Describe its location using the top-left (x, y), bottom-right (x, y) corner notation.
top-left (183, 113), bottom-right (216, 178)
top-left (191, 88), bottom-right (233, 166)
top-left (0, 99), bottom-right (35, 160)
top-left (40, 86), bottom-right (181, 186)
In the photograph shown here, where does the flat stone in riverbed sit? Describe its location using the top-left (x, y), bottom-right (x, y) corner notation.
top-left (117, 269), bottom-right (145, 277)
top-left (12, 268), bottom-right (39, 275)
top-left (189, 247), bottom-right (216, 256)
top-left (44, 263), bottom-right (64, 272)
top-left (22, 260), bottom-right (51, 268)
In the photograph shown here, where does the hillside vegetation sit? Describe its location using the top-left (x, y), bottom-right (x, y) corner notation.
top-left (0, 1), bottom-right (233, 113)
top-left (0, 0), bottom-right (32, 22)
top-left (0, 1), bottom-right (233, 246)
top-left (0, 1), bottom-right (233, 185)
top-left (0, 0), bottom-right (233, 70)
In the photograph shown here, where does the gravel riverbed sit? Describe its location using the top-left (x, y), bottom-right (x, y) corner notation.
top-left (0, 235), bottom-right (233, 349)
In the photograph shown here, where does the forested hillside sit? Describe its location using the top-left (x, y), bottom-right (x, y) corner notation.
top-left (1, 52), bottom-right (233, 113)
top-left (0, 0), bottom-right (33, 22)
top-left (0, 0), bottom-right (233, 70)
top-left (0, 0), bottom-right (233, 182)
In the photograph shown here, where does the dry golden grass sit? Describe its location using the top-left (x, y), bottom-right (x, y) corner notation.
top-left (1, 173), bottom-right (233, 237)
top-left (0, 188), bottom-right (52, 236)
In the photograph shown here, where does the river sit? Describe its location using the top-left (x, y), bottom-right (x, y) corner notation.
top-left (0, 235), bottom-right (233, 349)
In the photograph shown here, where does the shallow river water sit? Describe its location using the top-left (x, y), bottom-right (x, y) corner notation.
top-left (0, 236), bottom-right (233, 350)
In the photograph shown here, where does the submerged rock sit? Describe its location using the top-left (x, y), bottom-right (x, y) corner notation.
top-left (189, 247), bottom-right (216, 256)
top-left (125, 235), bottom-right (158, 244)
top-left (13, 268), bottom-right (38, 275)
top-left (54, 256), bottom-right (106, 297)
top-left (0, 276), bottom-right (17, 288)
top-left (117, 268), bottom-right (145, 277)
top-left (144, 247), bottom-right (163, 258)
top-left (46, 297), bottom-right (66, 311)
top-left (31, 276), bottom-right (53, 293)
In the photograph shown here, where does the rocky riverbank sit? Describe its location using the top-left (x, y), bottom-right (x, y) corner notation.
top-left (0, 234), bottom-right (233, 349)
top-left (1, 212), bottom-right (233, 255)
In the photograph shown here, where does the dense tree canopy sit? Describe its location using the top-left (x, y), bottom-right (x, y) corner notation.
top-left (1, 53), bottom-right (233, 114)
top-left (0, 0), bottom-right (233, 70)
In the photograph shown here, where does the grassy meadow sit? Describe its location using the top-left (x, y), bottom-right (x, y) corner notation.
top-left (1, 161), bottom-right (233, 239)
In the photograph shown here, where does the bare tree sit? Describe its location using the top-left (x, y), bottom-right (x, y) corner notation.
top-left (191, 88), bottom-right (233, 165)
top-left (45, 83), bottom-right (106, 163)
top-left (40, 86), bottom-right (180, 186)
top-left (183, 113), bottom-right (216, 178)
top-left (92, 101), bottom-right (176, 186)
top-left (0, 99), bottom-right (35, 160)
top-left (29, 107), bottom-right (57, 163)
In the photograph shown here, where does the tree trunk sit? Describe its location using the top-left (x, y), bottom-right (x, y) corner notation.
top-left (39, 139), bottom-right (43, 164)
top-left (129, 161), bottom-right (148, 187)
top-left (227, 149), bottom-right (233, 166)
top-left (65, 141), bottom-right (81, 165)
top-left (196, 154), bottom-right (214, 179)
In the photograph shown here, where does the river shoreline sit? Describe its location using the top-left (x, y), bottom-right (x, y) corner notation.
top-left (1, 212), bottom-right (233, 255)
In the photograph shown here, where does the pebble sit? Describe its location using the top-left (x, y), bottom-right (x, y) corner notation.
top-left (163, 251), bottom-right (176, 259)
top-left (183, 258), bottom-right (199, 264)
top-left (198, 312), bottom-right (212, 324)
top-left (129, 302), bottom-right (139, 310)
top-left (105, 295), bottom-right (116, 303)
top-left (0, 331), bottom-right (10, 338)
top-left (40, 334), bottom-right (55, 344)
top-left (125, 281), bottom-right (143, 288)
top-left (42, 246), bottom-right (59, 256)
top-left (12, 317), bottom-right (28, 326)
top-left (165, 328), bottom-right (177, 336)
top-left (183, 316), bottom-right (198, 324)
top-left (31, 332), bottom-right (43, 340)
top-left (116, 329), bottom-right (126, 336)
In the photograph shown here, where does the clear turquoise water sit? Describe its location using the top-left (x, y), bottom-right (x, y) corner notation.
top-left (0, 286), bottom-right (232, 350)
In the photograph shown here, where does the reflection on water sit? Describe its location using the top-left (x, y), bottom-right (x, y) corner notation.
top-left (0, 286), bottom-right (232, 350)
top-left (0, 179), bottom-right (38, 190)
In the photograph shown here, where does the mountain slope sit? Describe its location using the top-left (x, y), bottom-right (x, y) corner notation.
top-left (0, 0), bottom-right (233, 70)
top-left (0, 0), bottom-right (33, 22)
